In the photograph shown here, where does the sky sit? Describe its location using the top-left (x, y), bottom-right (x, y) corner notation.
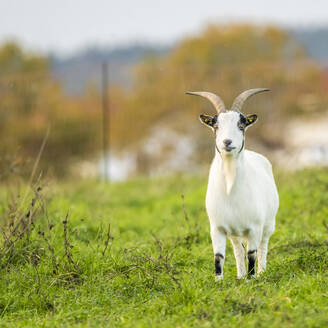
top-left (0, 0), bottom-right (328, 55)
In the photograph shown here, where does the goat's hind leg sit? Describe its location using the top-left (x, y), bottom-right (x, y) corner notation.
top-left (230, 237), bottom-right (246, 279)
top-left (257, 237), bottom-right (269, 274)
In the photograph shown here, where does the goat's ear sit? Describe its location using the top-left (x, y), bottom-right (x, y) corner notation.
top-left (199, 114), bottom-right (217, 129)
top-left (246, 114), bottom-right (258, 127)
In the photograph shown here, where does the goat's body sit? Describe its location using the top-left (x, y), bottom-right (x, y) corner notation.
top-left (206, 149), bottom-right (279, 279)
top-left (207, 150), bottom-right (278, 239)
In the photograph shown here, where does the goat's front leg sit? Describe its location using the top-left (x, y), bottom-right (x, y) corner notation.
top-left (210, 227), bottom-right (226, 281)
top-left (247, 231), bottom-right (261, 278)
top-left (230, 237), bottom-right (246, 279)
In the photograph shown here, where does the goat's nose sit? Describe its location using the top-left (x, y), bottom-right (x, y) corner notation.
top-left (223, 139), bottom-right (232, 146)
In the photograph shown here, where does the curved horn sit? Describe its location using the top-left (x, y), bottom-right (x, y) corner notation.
top-left (231, 88), bottom-right (270, 112)
top-left (185, 91), bottom-right (226, 113)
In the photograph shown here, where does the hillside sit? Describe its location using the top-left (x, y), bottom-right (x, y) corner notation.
top-left (291, 27), bottom-right (328, 65)
top-left (50, 27), bottom-right (328, 95)
top-left (50, 44), bottom-right (170, 94)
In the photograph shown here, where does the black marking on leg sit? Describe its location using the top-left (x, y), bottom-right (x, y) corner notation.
top-left (247, 250), bottom-right (257, 276)
top-left (215, 253), bottom-right (224, 259)
top-left (214, 253), bottom-right (224, 276)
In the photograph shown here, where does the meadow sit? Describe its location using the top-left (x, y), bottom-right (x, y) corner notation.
top-left (0, 168), bottom-right (327, 327)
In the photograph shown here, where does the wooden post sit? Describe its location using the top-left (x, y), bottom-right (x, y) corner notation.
top-left (102, 62), bottom-right (110, 181)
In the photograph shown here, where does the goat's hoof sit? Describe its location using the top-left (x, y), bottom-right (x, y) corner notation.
top-left (246, 275), bottom-right (257, 281)
top-left (215, 275), bottom-right (224, 282)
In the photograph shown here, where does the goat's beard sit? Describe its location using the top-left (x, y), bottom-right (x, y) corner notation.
top-left (222, 155), bottom-right (237, 195)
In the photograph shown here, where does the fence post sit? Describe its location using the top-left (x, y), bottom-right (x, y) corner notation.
top-left (102, 62), bottom-right (110, 181)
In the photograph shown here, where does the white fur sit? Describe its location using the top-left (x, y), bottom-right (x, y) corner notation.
top-left (205, 111), bottom-right (279, 279)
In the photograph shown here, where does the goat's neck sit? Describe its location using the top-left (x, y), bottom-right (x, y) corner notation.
top-left (217, 150), bottom-right (244, 195)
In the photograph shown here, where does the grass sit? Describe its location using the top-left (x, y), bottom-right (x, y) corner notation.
top-left (0, 168), bottom-right (328, 327)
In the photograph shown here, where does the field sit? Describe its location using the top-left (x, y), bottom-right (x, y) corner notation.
top-left (0, 168), bottom-right (328, 327)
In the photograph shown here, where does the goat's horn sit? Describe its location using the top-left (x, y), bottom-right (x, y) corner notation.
top-left (231, 88), bottom-right (270, 112)
top-left (185, 91), bottom-right (226, 113)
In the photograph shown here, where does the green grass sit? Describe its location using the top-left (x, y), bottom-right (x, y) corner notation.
top-left (0, 169), bottom-right (328, 327)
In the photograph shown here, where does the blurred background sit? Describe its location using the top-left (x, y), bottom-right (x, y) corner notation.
top-left (1, 0), bottom-right (328, 181)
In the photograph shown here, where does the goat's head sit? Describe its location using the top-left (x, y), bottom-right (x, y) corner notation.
top-left (186, 89), bottom-right (270, 157)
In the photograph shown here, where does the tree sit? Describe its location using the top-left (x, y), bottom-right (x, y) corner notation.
top-left (0, 42), bottom-right (101, 178)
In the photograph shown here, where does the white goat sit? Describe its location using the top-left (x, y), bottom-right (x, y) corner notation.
top-left (186, 89), bottom-right (279, 280)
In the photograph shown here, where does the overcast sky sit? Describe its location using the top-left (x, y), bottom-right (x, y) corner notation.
top-left (0, 0), bottom-right (327, 55)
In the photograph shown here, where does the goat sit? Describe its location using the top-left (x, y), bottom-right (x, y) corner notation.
top-left (186, 89), bottom-right (279, 280)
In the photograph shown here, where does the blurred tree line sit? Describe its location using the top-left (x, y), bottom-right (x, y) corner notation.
top-left (0, 42), bottom-right (101, 178)
top-left (1, 24), bottom-right (328, 179)
top-left (111, 24), bottom-right (327, 148)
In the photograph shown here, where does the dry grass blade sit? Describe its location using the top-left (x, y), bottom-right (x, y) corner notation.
top-left (102, 223), bottom-right (113, 256)
top-left (0, 186), bottom-right (43, 260)
top-left (62, 213), bottom-right (82, 274)
top-left (181, 194), bottom-right (189, 222)
top-left (13, 126), bottom-right (50, 219)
